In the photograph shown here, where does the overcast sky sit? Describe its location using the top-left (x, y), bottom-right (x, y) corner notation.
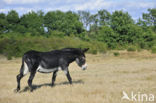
top-left (0, 0), bottom-right (155, 20)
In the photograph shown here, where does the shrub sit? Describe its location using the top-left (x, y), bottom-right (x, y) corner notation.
top-left (89, 49), bottom-right (97, 54)
top-left (7, 55), bottom-right (12, 60)
top-left (0, 35), bottom-right (107, 59)
top-left (151, 46), bottom-right (156, 53)
top-left (127, 46), bottom-right (136, 52)
top-left (96, 26), bottom-right (117, 49)
top-left (113, 52), bottom-right (120, 56)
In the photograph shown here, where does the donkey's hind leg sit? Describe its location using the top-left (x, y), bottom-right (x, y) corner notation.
top-left (15, 63), bottom-right (25, 92)
top-left (15, 61), bottom-right (29, 92)
top-left (15, 73), bottom-right (24, 92)
top-left (28, 71), bottom-right (36, 92)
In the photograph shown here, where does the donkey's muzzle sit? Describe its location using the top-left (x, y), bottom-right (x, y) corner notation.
top-left (81, 63), bottom-right (87, 70)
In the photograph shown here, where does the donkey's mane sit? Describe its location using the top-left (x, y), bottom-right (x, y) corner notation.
top-left (61, 48), bottom-right (82, 55)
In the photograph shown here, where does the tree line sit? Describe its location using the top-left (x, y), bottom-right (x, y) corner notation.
top-left (0, 8), bottom-right (156, 58)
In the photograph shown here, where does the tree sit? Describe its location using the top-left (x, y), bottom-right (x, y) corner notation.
top-left (44, 10), bottom-right (84, 36)
top-left (142, 8), bottom-right (156, 32)
top-left (0, 13), bottom-right (8, 34)
top-left (111, 10), bottom-right (134, 32)
top-left (78, 11), bottom-right (92, 30)
top-left (89, 10), bottom-right (111, 38)
top-left (6, 10), bottom-right (19, 32)
top-left (64, 11), bottom-right (84, 35)
top-left (44, 10), bottom-right (64, 33)
top-left (110, 10), bottom-right (135, 45)
top-left (143, 9), bottom-right (156, 26)
top-left (20, 11), bottom-right (44, 35)
top-left (98, 9), bottom-right (111, 26)
top-left (89, 14), bottom-right (98, 31)
top-left (97, 26), bottom-right (117, 48)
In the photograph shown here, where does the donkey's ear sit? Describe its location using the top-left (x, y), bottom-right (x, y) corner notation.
top-left (82, 48), bottom-right (89, 53)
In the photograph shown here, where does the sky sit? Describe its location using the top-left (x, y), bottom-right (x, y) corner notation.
top-left (0, 0), bottom-right (156, 20)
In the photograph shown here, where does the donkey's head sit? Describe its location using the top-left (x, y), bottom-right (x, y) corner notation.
top-left (75, 48), bottom-right (89, 70)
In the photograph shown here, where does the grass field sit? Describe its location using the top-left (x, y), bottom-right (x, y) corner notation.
top-left (0, 50), bottom-right (156, 103)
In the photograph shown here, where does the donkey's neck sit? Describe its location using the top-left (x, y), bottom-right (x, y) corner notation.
top-left (65, 54), bottom-right (78, 64)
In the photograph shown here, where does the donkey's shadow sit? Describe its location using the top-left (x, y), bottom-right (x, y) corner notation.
top-left (19, 80), bottom-right (84, 93)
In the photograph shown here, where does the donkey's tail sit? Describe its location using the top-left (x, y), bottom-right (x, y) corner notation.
top-left (20, 55), bottom-right (29, 75)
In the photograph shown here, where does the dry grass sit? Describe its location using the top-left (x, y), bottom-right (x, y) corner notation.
top-left (0, 51), bottom-right (156, 103)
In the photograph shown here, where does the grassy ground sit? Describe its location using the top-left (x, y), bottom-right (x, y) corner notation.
top-left (0, 50), bottom-right (156, 103)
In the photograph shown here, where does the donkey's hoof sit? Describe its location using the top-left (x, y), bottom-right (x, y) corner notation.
top-left (30, 88), bottom-right (33, 92)
top-left (51, 83), bottom-right (55, 87)
top-left (14, 88), bottom-right (20, 93)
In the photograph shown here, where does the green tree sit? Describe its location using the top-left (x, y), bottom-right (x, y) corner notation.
top-left (64, 11), bottom-right (84, 35)
top-left (44, 10), bottom-right (83, 36)
top-left (142, 8), bottom-right (156, 32)
top-left (143, 9), bottom-right (156, 26)
top-left (0, 13), bottom-right (8, 34)
top-left (6, 10), bottom-right (19, 32)
top-left (44, 10), bottom-right (65, 33)
top-left (111, 10), bottom-right (134, 32)
top-left (111, 10), bottom-right (135, 45)
top-left (89, 10), bottom-right (111, 39)
top-left (98, 9), bottom-right (111, 26)
top-left (89, 14), bottom-right (99, 33)
top-left (97, 26), bottom-right (116, 48)
top-left (78, 11), bottom-right (92, 30)
top-left (20, 11), bottom-right (44, 35)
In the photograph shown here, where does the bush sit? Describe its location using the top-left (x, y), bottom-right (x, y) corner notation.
top-left (113, 52), bottom-right (120, 56)
top-left (89, 49), bottom-right (97, 54)
top-left (7, 55), bottom-right (12, 60)
top-left (0, 34), bottom-right (107, 59)
top-left (96, 26), bottom-right (117, 49)
top-left (127, 46), bottom-right (136, 52)
top-left (151, 46), bottom-right (156, 53)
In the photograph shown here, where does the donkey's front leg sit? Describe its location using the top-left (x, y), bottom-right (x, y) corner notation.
top-left (51, 70), bottom-right (58, 86)
top-left (64, 69), bottom-right (72, 84)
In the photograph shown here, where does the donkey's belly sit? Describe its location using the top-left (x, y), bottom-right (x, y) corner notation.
top-left (37, 65), bottom-right (61, 73)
